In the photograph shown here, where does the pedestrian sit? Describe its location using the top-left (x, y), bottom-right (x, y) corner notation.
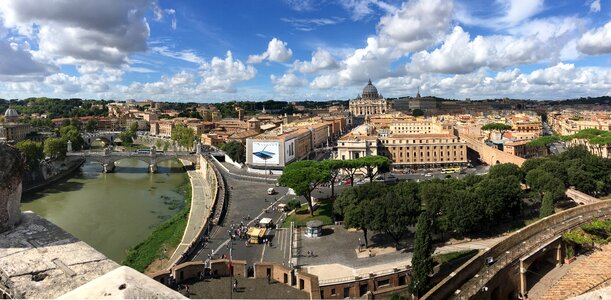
top-left (233, 279), bottom-right (238, 291)
top-left (267, 273), bottom-right (271, 284)
top-left (185, 285), bottom-right (190, 296)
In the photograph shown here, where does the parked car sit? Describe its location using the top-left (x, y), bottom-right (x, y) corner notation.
top-left (342, 179), bottom-right (352, 185)
top-left (267, 188), bottom-right (276, 195)
top-left (384, 174), bottom-right (398, 184)
top-left (424, 173), bottom-right (432, 177)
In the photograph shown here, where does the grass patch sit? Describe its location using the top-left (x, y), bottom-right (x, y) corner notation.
top-left (282, 199), bottom-right (334, 228)
top-left (122, 173), bottom-right (191, 272)
top-left (433, 250), bottom-right (478, 265)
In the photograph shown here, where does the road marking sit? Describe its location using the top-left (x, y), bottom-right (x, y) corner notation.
top-left (212, 191), bottom-right (289, 256)
top-left (260, 243), bottom-right (267, 262)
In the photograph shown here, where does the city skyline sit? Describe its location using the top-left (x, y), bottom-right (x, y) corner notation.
top-left (0, 0), bottom-right (610, 102)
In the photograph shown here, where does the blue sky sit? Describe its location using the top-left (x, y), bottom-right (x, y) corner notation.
top-left (0, 0), bottom-right (610, 102)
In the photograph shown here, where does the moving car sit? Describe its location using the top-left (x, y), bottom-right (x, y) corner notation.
top-left (267, 188), bottom-right (276, 195)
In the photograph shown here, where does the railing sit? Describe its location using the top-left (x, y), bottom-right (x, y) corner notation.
top-left (423, 199), bottom-right (611, 300)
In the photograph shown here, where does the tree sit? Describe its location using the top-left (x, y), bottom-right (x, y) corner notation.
top-left (85, 119), bottom-right (97, 132)
top-left (481, 123), bottom-right (512, 140)
top-left (409, 212), bottom-right (434, 297)
top-left (340, 159), bottom-right (363, 187)
top-left (475, 175), bottom-right (522, 223)
top-left (222, 141), bottom-right (246, 163)
top-left (321, 160), bottom-right (345, 198)
top-left (335, 182), bottom-right (387, 247)
top-left (539, 193), bottom-right (555, 218)
top-left (129, 121), bottom-right (139, 133)
top-left (118, 131), bottom-right (135, 146)
top-left (444, 189), bottom-right (483, 235)
top-left (59, 125), bottom-right (84, 150)
top-left (488, 163), bottom-right (524, 182)
top-left (521, 157), bottom-right (547, 176)
top-left (171, 123), bottom-right (195, 149)
top-left (370, 182), bottom-right (421, 248)
top-left (279, 160), bottom-right (331, 216)
top-left (526, 169), bottom-right (565, 201)
top-left (527, 135), bottom-right (560, 154)
top-left (44, 138), bottom-right (67, 160)
top-left (411, 109), bottom-right (424, 117)
top-left (15, 140), bottom-right (44, 170)
top-left (359, 155), bottom-right (392, 182)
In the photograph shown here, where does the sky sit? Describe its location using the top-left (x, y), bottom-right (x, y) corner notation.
top-left (0, 0), bottom-right (610, 102)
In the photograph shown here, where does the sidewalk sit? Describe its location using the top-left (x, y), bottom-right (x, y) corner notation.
top-left (166, 162), bottom-right (214, 266)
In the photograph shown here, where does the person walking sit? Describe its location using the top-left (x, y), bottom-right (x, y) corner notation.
top-left (267, 273), bottom-right (271, 284)
top-left (233, 279), bottom-right (238, 292)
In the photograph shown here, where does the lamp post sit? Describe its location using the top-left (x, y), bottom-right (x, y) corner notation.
top-left (227, 230), bottom-right (233, 299)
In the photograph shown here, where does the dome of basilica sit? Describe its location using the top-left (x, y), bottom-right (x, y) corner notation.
top-left (362, 79), bottom-right (379, 99)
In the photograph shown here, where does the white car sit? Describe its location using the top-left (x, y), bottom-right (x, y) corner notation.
top-left (424, 173), bottom-right (432, 177)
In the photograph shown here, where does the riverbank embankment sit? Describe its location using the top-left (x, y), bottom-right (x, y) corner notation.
top-left (22, 157), bottom-right (85, 194)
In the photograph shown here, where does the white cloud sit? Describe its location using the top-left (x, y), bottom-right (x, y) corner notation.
top-left (0, 0), bottom-right (155, 67)
top-left (247, 38), bottom-right (293, 64)
top-left (0, 40), bottom-right (55, 80)
top-left (377, 0), bottom-right (454, 52)
top-left (280, 17), bottom-right (344, 32)
top-left (311, 0), bottom-right (454, 89)
top-left (151, 46), bottom-right (205, 64)
top-left (455, 0), bottom-right (544, 30)
top-left (292, 49), bottom-right (338, 73)
top-left (339, 0), bottom-right (398, 21)
top-left (271, 73), bottom-right (307, 94)
top-left (198, 51), bottom-right (256, 93)
top-left (589, 0), bottom-right (601, 13)
top-left (577, 21), bottom-right (611, 55)
top-left (284, 0), bottom-right (316, 11)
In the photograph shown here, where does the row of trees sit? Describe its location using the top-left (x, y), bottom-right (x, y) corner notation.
top-left (118, 122), bottom-right (139, 147)
top-left (278, 156), bottom-right (392, 216)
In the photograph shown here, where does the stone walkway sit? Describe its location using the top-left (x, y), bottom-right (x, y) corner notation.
top-left (540, 244), bottom-right (611, 300)
top-left (166, 162), bottom-right (214, 266)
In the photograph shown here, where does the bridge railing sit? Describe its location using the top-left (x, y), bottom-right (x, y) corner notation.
top-left (423, 198), bottom-right (611, 300)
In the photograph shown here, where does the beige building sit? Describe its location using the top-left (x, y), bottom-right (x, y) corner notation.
top-left (503, 140), bottom-right (547, 159)
top-left (0, 123), bottom-right (31, 144)
top-left (337, 119), bottom-right (467, 169)
top-left (349, 80), bottom-right (391, 116)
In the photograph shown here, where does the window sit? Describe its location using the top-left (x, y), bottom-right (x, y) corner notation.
top-left (331, 288), bottom-right (336, 296)
top-left (377, 279), bottom-right (390, 288)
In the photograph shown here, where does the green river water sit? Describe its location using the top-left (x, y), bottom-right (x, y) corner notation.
top-left (21, 159), bottom-right (187, 263)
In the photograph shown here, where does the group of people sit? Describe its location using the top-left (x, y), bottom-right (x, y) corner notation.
top-left (229, 222), bottom-right (249, 240)
top-left (517, 293), bottom-right (530, 300)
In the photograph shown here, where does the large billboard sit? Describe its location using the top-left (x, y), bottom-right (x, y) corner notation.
top-left (284, 139), bottom-right (295, 163)
top-left (252, 141), bottom-right (280, 165)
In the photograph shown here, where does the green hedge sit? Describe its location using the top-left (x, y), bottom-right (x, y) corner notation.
top-left (123, 174), bottom-right (191, 272)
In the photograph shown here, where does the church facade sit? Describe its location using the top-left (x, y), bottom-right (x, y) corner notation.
top-left (349, 80), bottom-right (391, 116)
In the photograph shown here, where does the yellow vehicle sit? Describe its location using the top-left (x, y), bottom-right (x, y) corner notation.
top-left (247, 227), bottom-right (268, 244)
top-left (441, 167), bottom-right (461, 174)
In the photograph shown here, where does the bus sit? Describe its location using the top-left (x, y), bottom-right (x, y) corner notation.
top-left (136, 149), bottom-right (151, 154)
top-left (441, 167), bottom-right (461, 174)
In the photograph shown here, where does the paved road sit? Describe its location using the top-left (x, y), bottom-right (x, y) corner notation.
top-left (193, 174), bottom-right (290, 266)
top-left (166, 163), bottom-right (214, 266)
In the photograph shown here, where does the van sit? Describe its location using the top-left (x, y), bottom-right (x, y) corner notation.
top-left (267, 188), bottom-right (276, 195)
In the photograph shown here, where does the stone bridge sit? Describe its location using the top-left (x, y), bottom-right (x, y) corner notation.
top-left (67, 149), bottom-right (199, 173)
top-left (81, 131), bottom-right (121, 146)
top-left (423, 198), bottom-right (611, 300)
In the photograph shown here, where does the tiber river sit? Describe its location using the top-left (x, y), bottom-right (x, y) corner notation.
top-left (21, 159), bottom-right (187, 263)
